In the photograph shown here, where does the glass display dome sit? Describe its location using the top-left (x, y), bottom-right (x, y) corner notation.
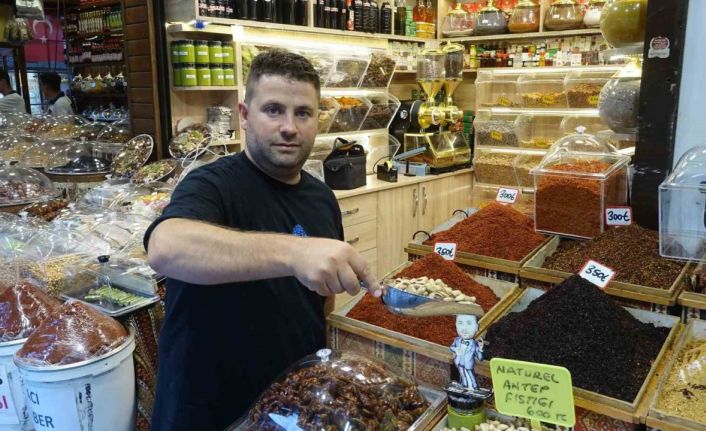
top-left (0, 164), bottom-right (58, 206)
top-left (0, 134), bottom-right (38, 162)
top-left (111, 134), bottom-right (154, 178)
top-left (45, 142), bottom-right (111, 175)
top-left (474, 0), bottom-right (507, 35)
top-left (598, 60), bottom-right (642, 133)
top-left (39, 115), bottom-right (88, 140)
top-left (441, 3), bottom-right (474, 37)
top-left (19, 138), bottom-right (73, 169)
top-left (97, 119), bottom-right (133, 144)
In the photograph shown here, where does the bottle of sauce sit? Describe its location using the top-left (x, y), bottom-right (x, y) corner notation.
top-left (294, 0), bottom-right (307, 25)
top-left (369, 0), bottom-right (379, 32)
top-left (316, 0), bottom-right (325, 26)
top-left (413, 0), bottom-right (425, 23)
top-left (347, 0), bottom-right (355, 30)
top-left (362, 0), bottom-right (371, 31)
top-left (394, 0), bottom-right (405, 35)
top-left (248, 0), bottom-right (258, 19)
top-left (424, 0), bottom-right (433, 23)
top-left (380, 0), bottom-right (392, 33)
top-left (353, 0), bottom-right (363, 30)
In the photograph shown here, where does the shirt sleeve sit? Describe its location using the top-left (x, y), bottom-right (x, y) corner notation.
top-left (51, 98), bottom-right (74, 116)
top-left (143, 167), bottom-right (226, 251)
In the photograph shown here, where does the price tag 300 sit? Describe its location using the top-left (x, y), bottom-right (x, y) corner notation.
top-left (434, 242), bottom-right (457, 261)
top-left (496, 187), bottom-right (520, 204)
top-left (579, 260), bottom-right (615, 289)
top-left (605, 206), bottom-right (632, 226)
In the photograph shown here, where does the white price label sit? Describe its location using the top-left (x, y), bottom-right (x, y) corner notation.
top-left (0, 365), bottom-right (19, 425)
top-left (570, 53), bottom-right (583, 66)
top-left (605, 206), bottom-right (632, 226)
top-left (434, 242), bottom-right (457, 260)
top-left (579, 260), bottom-right (615, 289)
top-left (496, 187), bottom-right (520, 204)
top-left (26, 386), bottom-right (80, 430)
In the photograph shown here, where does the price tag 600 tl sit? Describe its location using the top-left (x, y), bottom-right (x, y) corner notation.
top-left (496, 187), bottom-right (520, 204)
top-left (605, 206), bottom-right (633, 226)
top-left (434, 242), bottom-right (457, 260)
top-left (579, 260), bottom-right (615, 289)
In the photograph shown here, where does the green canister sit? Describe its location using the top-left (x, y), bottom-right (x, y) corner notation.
top-left (208, 41), bottom-right (223, 65)
top-left (181, 63), bottom-right (197, 87)
top-left (195, 40), bottom-right (210, 64)
top-left (447, 395), bottom-right (485, 430)
top-left (178, 40), bottom-right (196, 64)
top-left (171, 41), bottom-right (181, 65)
top-left (221, 44), bottom-right (234, 64)
top-left (173, 64), bottom-right (182, 87)
top-left (210, 64), bottom-right (225, 86)
top-left (197, 64), bottom-right (212, 86)
top-left (223, 64), bottom-right (235, 86)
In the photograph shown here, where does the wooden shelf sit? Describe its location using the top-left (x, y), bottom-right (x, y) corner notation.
top-left (65, 29), bottom-right (124, 40)
top-left (70, 60), bottom-right (126, 67)
top-left (67, 0), bottom-right (122, 10)
top-left (441, 28), bottom-right (602, 43)
top-left (172, 86), bottom-right (239, 91)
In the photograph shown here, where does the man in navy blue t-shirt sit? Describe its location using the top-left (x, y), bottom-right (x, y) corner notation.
top-left (144, 49), bottom-right (382, 431)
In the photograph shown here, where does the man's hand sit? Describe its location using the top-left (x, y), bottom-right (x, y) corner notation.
top-left (290, 237), bottom-right (382, 298)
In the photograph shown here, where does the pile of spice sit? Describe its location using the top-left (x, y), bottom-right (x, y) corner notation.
top-left (521, 92), bottom-right (567, 108)
top-left (535, 159), bottom-right (625, 238)
top-left (0, 281), bottom-right (60, 342)
top-left (543, 225), bottom-right (684, 288)
top-left (567, 83), bottom-right (603, 108)
top-left (656, 339), bottom-right (706, 423)
top-left (423, 203), bottom-right (545, 261)
top-left (347, 253), bottom-right (499, 345)
top-left (474, 151), bottom-right (517, 185)
top-left (485, 275), bottom-right (670, 401)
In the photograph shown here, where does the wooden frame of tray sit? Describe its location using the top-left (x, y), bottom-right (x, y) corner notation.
top-left (520, 236), bottom-right (690, 306)
top-left (678, 290), bottom-right (706, 311)
top-left (405, 235), bottom-right (555, 276)
top-left (474, 287), bottom-right (682, 424)
top-left (646, 319), bottom-right (706, 431)
top-left (328, 262), bottom-right (523, 363)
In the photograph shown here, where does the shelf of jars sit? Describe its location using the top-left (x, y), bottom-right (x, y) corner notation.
top-left (442, 27), bottom-right (601, 43)
top-left (172, 85), bottom-right (239, 91)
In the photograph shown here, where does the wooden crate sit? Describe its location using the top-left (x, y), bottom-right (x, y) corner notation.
top-left (328, 272), bottom-right (522, 387)
top-left (520, 236), bottom-right (690, 307)
top-left (646, 319), bottom-right (706, 431)
top-left (475, 287), bottom-right (683, 424)
top-left (680, 290), bottom-right (706, 321)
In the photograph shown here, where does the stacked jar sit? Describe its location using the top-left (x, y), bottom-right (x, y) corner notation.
top-left (171, 39), bottom-right (236, 87)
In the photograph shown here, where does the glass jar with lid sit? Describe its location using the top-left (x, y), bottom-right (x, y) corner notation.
top-left (194, 40), bottom-right (210, 64)
top-left (598, 60), bottom-right (641, 133)
top-left (600, 0), bottom-right (648, 48)
top-left (583, 0), bottom-right (606, 28)
top-left (508, 0), bottom-right (539, 33)
top-left (544, 0), bottom-right (583, 31)
top-left (441, 3), bottom-right (474, 37)
top-left (45, 142), bottom-right (111, 175)
top-left (474, 0), bottom-right (507, 36)
top-left (0, 164), bottom-right (58, 208)
top-left (177, 40), bottom-right (196, 64)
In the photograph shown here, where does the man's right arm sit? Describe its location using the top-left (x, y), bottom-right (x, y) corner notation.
top-left (148, 218), bottom-right (381, 297)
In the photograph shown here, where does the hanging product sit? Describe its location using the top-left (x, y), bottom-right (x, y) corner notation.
top-left (600, 0), bottom-right (648, 47)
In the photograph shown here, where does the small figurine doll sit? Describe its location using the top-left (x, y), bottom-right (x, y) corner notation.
top-left (449, 314), bottom-right (483, 390)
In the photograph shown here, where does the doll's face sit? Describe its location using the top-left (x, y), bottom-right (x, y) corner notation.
top-left (456, 315), bottom-right (478, 340)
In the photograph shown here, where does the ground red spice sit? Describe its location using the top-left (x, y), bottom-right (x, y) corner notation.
top-left (423, 203), bottom-right (545, 261)
top-left (347, 253), bottom-right (500, 346)
top-left (0, 281), bottom-right (60, 342)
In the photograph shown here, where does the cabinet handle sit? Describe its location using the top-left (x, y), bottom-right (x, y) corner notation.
top-left (341, 208), bottom-right (360, 216)
top-left (422, 186), bottom-right (428, 216)
top-left (412, 188), bottom-right (418, 218)
top-left (346, 237), bottom-right (360, 245)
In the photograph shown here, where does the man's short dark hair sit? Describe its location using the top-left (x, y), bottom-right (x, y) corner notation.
top-left (0, 69), bottom-right (10, 86)
top-left (39, 72), bottom-right (61, 92)
top-left (245, 49), bottom-right (320, 104)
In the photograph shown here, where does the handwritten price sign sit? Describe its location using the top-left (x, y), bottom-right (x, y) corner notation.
top-left (496, 188), bottom-right (520, 204)
top-left (434, 242), bottom-right (457, 261)
top-left (579, 260), bottom-right (615, 289)
top-left (605, 207), bottom-right (632, 226)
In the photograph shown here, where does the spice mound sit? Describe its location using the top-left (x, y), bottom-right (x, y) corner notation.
top-left (485, 275), bottom-right (670, 401)
top-left (656, 339), bottom-right (706, 423)
top-left (535, 159), bottom-right (625, 238)
top-left (543, 225), bottom-right (684, 288)
top-left (16, 300), bottom-right (129, 366)
top-left (0, 281), bottom-right (60, 342)
top-left (248, 355), bottom-right (429, 430)
top-left (424, 203), bottom-right (545, 261)
top-left (348, 253), bottom-right (499, 345)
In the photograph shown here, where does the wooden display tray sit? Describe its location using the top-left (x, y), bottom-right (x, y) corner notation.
top-left (646, 319), bottom-right (706, 431)
top-left (44, 171), bottom-right (109, 183)
top-left (520, 236), bottom-right (689, 306)
top-left (474, 287), bottom-right (683, 424)
top-left (679, 290), bottom-right (706, 310)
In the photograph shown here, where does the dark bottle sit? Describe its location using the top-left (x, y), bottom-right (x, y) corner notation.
top-left (323, 0), bottom-right (331, 27)
top-left (199, 0), bottom-right (209, 16)
top-left (338, 0), bottom-right (346, 29)
top-left (274, 0), bottom-right (281, 22)
top-left (216, 0), bottom-right (226, 17)
top-left (248, 0), bottom-right (258, 19)
top-left (261, 0), bottom-right (275, 21)
top-left (316, 0), bottom-right (325, 27)
top-left (394, 0), bottom-right (405, 35)
top-left (294, 0), bottom-right (307, 25)
top-left (226, 0), bottom-right (235, 17)
top-left (380, 0), bottom-right (391, 33)
top-left (353, 0), bottom-right (362, 31)
top-left (329, 0), bottom-right (338, 29)
top-left (369, 0), bottom-right (378, 32)
top-left (236, 0), bottom-right (248, 18)
top-left (207, 0), bottom-right (216, 16)
top-left (281, 0), bottom-right (294, 23)
top-left (362, 0), bottom-right (371, 31)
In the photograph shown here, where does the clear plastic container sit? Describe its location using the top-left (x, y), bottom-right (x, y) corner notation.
top-left (533, 131), bottom-right (630, 238)
top-left (596, 129), bottom-right (637, 150)
top-left (514, 152), bottom-right (546, 187)
top-left (169, 125), bottom-right (211, 159)
top-left (443, 43), bottom-right (465, 80)
top-left (475, 70), bottom-right (521, 108)
top-left (544, 0), bottom-right (583, 31)
top-left (227, 349), bottom-right (443, 431)
top-left (0, 164), bottom-right (58, 207)
top-left (560, 114), bottom-right (607, 137)
top-left (0, 134), bottom-right (37, 162)
top-left (360, 51), bottom-right (397, 88)
top-left (583, 0), bottom-right (606, 28)
top-left (659, 146), bottom-right (706, 262)
top-left (473, 147), bottom-right (521, 186)
top-left (131, 159), bottom-right (178, 184)
top-left (417, 48), bottom-right (446, 82)
top-left (514, 113), bottom-right (565, 149)
top-left (39, 116), bottom-right (87, 140)
top-left (441, 3), bottom-right (474, 37)
top-left (19, 138), bottom-right (73, 169)
top-left (45, 142), bottom-right (111, 175)
top-left (318, 97), bottom-right (340, 134)
top-left (96, 119), bottom-right (133, 144)
top-left (77, 121), bottom-right (108, 141)
top-left (474, 0), bottom-right (507, 35)
top-left (474, 110), bottom-right (519, 147)
top-left (518, 72), bottom-right (568, 108)
top-left (508, 0), bottom-right (540, 33)
top-left (360, 94), bottom-right (401, 130)
top-left (600, 0), bottom-right (648, 48)
top-left (564, 68), bottom-right (616, 108)
top-left (324, 54), bottom-right (370, 88)
top-left (598, 61), bottom-right (642, 133)
top-left (299, 49), bottom-right (334, 86)
top-left (328, 97), bottom-right (372, 133)
top-left (110, 134), bottom-right (154, 179)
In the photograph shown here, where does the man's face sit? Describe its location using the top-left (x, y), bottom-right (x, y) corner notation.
top-left (455, 315), bottom-right (478, 340)
top-left (239, 74), bottom-right (319, 181)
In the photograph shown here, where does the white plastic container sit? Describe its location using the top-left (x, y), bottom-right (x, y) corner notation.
top-left (0, 338), bottom-right (32, 431)
top-left (13, 332), bottom-right (135, 431)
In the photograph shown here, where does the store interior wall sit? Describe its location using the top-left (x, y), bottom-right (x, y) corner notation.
top-left (673, 0), bottom-right (706, 166)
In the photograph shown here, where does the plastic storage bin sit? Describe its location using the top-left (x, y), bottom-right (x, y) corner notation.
top-left (564, 68), bottom-right (617, 108)
top-left (328, 97), bottom-right (372, 133)
top-left (318, 97), bottom-right (340, 134)
top-left (473, 147), bottom-right (521, 186)
top-left (659, 146), bottom-right (706, 262)
top-left (360, 94), bottom-right (401, 130)
top-left (518, 72), bottom-right (568, 108)
top-left (514, 113), bottom-right (566, 149)
top-left (596, 129), bottom-right (637, 150)
top-left (474, 110), bottom-right (519, 147)
top-left (360, 51), bottom-right (397, 88)
top-left (475, 70), bottom-right (521, 108)
top-left (324, 54), bottom-right (370, 88)
top-left (299, 49), bottom-right (334, 86)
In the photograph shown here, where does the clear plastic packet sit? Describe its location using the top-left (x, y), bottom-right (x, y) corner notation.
top-left (0, 280), bottom-right (60, 342)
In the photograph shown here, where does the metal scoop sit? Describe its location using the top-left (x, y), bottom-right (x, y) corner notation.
top-left (361, 281), bottom-right (485, 317)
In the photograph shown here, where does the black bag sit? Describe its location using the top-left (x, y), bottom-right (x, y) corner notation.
top-left (323, 138), bottom-right (367, 190)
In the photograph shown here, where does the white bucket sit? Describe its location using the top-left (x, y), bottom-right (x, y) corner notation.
top-left (0, 338), bottom-right (32, 431)
top-left (14, 331), bottom-right (136, 431)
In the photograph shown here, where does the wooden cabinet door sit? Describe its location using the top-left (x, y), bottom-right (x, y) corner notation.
top-left (418, 177), bottom-right (453, 233)
top-left (376, 184), bottom-right (420, 277)
top-left (448, 171), bottom-right (473, 213)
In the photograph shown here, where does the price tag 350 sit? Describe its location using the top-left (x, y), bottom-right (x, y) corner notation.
top-left (605, 207), bottom-right (632, 226)
top-left (434, 242), bottom-right (457, 261)
top-left (579, 260), bottom-right (616, 289)
top-left (496, 187), bottom-right (520, 204)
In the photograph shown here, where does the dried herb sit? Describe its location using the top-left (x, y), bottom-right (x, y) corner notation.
top-left (485, 275), bottom-right (670, 402)
top-left (361, 52), bottom-right (396, 88)
top-left (567, 83), bottom-right (603, 108)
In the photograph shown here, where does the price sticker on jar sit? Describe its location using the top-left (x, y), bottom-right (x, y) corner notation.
top-left (605, 206), bottom-right (632, 226)
top-left (496, 187), bottom-right (520, 204)
top-left (579, 259), bottom-right (615, 289)
top-left (434, 242), bottom-right (457, 261)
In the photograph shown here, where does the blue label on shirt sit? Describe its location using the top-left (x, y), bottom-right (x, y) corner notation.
top-left (292, 224), bottom-right (308, 237)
